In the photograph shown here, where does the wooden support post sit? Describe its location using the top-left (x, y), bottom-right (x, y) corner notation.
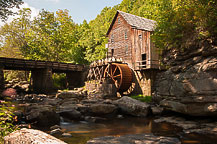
top-left (31, 68), bottom-right (55, 94)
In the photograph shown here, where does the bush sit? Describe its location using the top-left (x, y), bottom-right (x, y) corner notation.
top-left (130, 94), bottom-right (152, 103)
top-left (4, 70), bottom-right (29, 82)
top-left (0, 101), bottom-right (18, 142)
top-left (53, 73), bottom-right (67, 90)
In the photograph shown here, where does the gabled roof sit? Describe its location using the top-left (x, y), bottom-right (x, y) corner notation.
top-left (106, 10), bottom-right (156, 35)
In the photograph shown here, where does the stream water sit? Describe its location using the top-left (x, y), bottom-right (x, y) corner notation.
top-left (52, 116), bottom-right (217, 144)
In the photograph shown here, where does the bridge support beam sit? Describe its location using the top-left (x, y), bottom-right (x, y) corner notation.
top-left (66, 72), bottom-right (83, 90)
top-left (32, 68), bottom-right (55, 94)
top-left (0, 64), bottom-right (4, 96)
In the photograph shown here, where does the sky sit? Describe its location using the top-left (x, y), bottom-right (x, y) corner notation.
top-left (0, 0), bottom-right (122, 26)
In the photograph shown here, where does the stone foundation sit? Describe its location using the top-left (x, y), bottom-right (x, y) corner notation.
top-left (85, 80), bottom-right (117, 99)
top-left (129, 69), bottom-right (159, 96)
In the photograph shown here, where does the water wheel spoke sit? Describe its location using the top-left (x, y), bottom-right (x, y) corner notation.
top-left (112, 66), bottom-right (118, 76)
top-left (113, 74), bottom-right (121, 78)
top-left (114, 80), bottom-right (120, 88)
top-left (107, 72), bottom-right (111, 77)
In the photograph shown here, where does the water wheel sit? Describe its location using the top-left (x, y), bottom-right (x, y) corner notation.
top-left (104, 63), bottom-right (133, 92)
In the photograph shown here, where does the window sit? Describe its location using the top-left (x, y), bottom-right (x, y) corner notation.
top-left (124, 30), bottom-right (128, 39)
top-left (139, 34), bottom-right (142, 39)
top-left (111, 34), bottom-right (114, 43)
top-left (125, 45), bottom-right (128, 55)
top-left (111, 49), bottom-right (114, 57)
top-left (118, 18), bottom-right (121, 24)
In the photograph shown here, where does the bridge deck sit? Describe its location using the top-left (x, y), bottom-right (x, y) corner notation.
top-left (0, 57), bottom-right (84, 72)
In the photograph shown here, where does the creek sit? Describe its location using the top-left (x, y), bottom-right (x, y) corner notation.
top-left (46, 116), bottom-right (217, 144)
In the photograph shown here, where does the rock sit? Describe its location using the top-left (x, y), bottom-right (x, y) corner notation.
top-left (50, 125), bottom-right (61, 130)
top-left (117, 115), bottom-right (124, 119)
top-left (154, 116), bottom-right (198, 130)
top-left (17, 124), bottom-right (31, 129)
top-left (4, 128), bottom-right (67, 144)
top-left (87, 134), bottom-right (181, 144)
top-left (81, 99), bottom-right (101, 104)
top-left (151, 106), bottom-right (164, 115)
top-left (50, 128), bottom-right (63, 135)
top-left (26, 104), bottom-right (60, 126)
top-left (160, 100), bottom-right (217, 116)
top-left (84, 116), bottom-right (107, 123)
top-left (75, 87), bottom-right (84, 93)
top-left (2, 88), bottom-right (17, 98)
top-left (88, 103), bottom-right (117, 115)
top-left (41, 98), bottom-right (61, 106)
top-left (154, 56), bottom-right (217, 116)
top-left (59, 109), bottom-right (82, 120)
top-left (114, 96), bottom-right (150, 117)
top-left (56, 91), bottom-right (80, 99)
top-left (62, 133), bottom-right (72, 137)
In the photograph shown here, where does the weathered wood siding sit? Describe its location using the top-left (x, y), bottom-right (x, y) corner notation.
top-left (107, 14), bottom-right (159, 70)
top-left (107, 14), bottom-right (133, 68)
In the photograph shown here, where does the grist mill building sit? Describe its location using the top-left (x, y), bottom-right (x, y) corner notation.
top-left (86, 11), bottom-right (162, 97)
top-left (106, 11), bottom-right (161, 96)
top-left (106, 10), bottom-right (159, 70)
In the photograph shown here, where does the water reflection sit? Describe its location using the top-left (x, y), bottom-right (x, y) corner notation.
top-left (56, 117), bottom-right (217, 144)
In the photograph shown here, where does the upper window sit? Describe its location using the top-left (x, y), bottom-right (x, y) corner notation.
top-left (111, 34), bottom-right (114, 43)
top-left (124, 30), bottom-right (128, 39)
top-left (125, 45), bottom-right (128, 55)
top-left (118, 18), bottom-right (121, 24)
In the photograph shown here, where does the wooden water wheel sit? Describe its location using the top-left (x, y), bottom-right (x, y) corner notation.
top-left (104, 63), bottom-right (133, 92)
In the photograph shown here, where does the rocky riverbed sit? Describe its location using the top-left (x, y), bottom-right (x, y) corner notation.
top-left (1, 80), bottom-right (217, 143)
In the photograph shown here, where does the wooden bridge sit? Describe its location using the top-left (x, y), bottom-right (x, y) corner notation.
top-left (0, 57), bottom-right (85, 94)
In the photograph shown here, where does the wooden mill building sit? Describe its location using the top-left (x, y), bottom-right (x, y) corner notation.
top-left (106, 11), bottom-right (161, 96)
top-left (106, 10), bottom-right (159, 70)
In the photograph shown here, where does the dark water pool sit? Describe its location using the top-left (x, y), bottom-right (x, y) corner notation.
top-left (53, 117), bottom-right (217, 144)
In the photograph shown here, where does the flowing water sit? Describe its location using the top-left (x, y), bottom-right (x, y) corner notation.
top-left (53, 116), bottom-right (217, 144)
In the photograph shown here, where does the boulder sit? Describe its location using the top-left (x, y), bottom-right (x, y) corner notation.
top-left (56, 91), bottom-right (80, 99)
top-left (4, 128), bottom-right (66, 144)
top-left (87, 134), bottom-right (181, 144)
top-left (59, 109), bottom-right (82, 120)
top-left (88, 103), bottom-right (118, 115)
top-left (114, 96), bottom-right (150, 117)
top-left (50, 128), bottom-right (63, 135)
top-left (154, 56), bottom-right (217, 116)
top-left (26, 104), bottom-right (60, 126)
top-left (151, 106), bottom-right (164, 115)
top-left (160, 100), bottom-right (217, 116)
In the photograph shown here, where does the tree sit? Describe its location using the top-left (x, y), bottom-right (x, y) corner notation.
top-left (0, 8), bottom-right (31, 58)
top-left (0, 0), bottom-right (23, 21)
top-left (25, 9), bottom-right (82, 63)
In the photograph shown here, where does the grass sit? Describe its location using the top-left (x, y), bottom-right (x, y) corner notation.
top-left (130, 94), bottom-right (152, 103)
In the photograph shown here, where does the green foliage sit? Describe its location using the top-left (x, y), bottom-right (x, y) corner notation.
top-left (53, 73), bottom-right (67, 90)
top-left (153, 0), bottom-right (217, 50)
top-left (4, 70), bottom-right (29, 81)
top-left (1, 0), bottom-right (217, 64)
top-left (0, 101), bottom-right (18, 142)
top-left (0, 0), bottom-right (23, 21)
top-left (130, 95), bottom-right (152, 103)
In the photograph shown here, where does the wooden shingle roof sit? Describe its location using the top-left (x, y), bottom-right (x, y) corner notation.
top-left (107, 11), bottom-right (156, 35)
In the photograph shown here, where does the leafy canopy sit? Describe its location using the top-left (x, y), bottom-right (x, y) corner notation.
top-left (0, 0), bottom-right (23, 21)
top-left (1, 0), bottom-right (217, 64)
